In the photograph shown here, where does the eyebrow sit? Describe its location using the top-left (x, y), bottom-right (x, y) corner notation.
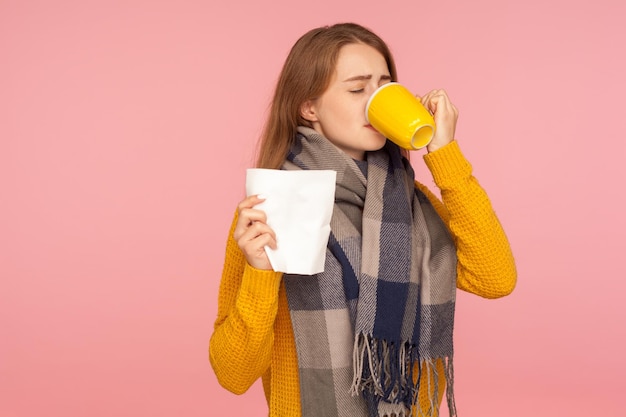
top-left (343, 74), bottom-right (392, 82)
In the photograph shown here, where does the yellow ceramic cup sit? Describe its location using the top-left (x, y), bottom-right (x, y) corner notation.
top-left (366, 82), bottom-right (436, 150)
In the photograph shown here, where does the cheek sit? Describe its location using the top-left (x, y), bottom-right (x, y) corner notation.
top-left (354, 104), bottom-right (367, 124)
top-left (341, 99), bottom-right (365, 123)
top-left (358, 97), bottom-right (370, 119)
top-left (320, 96), bottom-right (366, 128)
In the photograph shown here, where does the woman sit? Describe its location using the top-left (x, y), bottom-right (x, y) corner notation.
top-left (209, 22), bottom-right (516, 417)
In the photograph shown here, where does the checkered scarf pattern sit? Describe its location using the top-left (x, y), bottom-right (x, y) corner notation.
top-left (282, 127), bottom-right (458, 417)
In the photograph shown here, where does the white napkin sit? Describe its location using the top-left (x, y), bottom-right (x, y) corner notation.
top-left (245, 168), bottom-right (336, 275)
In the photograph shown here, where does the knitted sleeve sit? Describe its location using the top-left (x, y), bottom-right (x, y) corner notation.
top-left (417, 140), bottom-right (517, 299)
top-left (209, 210), bottom-right (283, 394)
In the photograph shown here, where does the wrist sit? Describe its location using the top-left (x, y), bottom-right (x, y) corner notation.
top-left (423, 140), bottom-right (472, 189)
top-left (426, 138), bottom-right (453, 154)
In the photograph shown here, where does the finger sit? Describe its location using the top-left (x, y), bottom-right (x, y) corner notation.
top-left (238, 207), bottom-right (268, 225)
top-left (423, 94), bottom-right (438, 114)
top-left (237, 221), bottom-right (276, 247)
top-left (234, 207), bottom-right (270, 241)
top-left (428, 92), bottom-right (455, 118)
top-left (240, 228), bottom-right (278, 261)
top-left (432, 89), bottom-right (455, 111)
top-left (254, 231), bottom-right (278, 251)
top-left (421, 89), bottom-right (443, 113)
top-left (237, 194), bottom-right (266, 213)
top-left (234, 208), bottom-right (266, 237)
top-left (429, 95), bottom-right (446, 114)
top-left (419, 90), bottom-right (434, 105)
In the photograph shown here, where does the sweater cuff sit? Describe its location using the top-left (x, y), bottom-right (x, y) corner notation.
top-left (423, 140), bottom-right (472, 190)
top-left (240, 264), bottom-right (283, 300)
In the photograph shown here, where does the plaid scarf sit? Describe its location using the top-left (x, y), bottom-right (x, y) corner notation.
top-left (282, 127), bottom-right (458, 417)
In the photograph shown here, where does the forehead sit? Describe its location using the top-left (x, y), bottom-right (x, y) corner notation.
top-left (333, 43), bottom-right (389, 78)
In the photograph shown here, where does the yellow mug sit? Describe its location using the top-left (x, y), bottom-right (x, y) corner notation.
top-left (366, 82), bottom-right (436, 150)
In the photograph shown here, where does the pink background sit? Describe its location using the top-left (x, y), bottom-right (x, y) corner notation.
top-left (2, 0), bottom-right (625, 416)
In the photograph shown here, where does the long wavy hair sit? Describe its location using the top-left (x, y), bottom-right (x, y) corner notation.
top-left (255, 23), bottom-right (398, 169)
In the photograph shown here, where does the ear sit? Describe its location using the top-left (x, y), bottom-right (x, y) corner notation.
top-left (300, 100), bottom-right (319, 122)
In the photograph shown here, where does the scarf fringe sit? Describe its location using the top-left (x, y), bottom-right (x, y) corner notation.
top-left (444, 356), bottom-right (457, 417)
top-left (377, 401), bottom-right (409, 417)
top-left (351, 333), bottom-right (457, 417)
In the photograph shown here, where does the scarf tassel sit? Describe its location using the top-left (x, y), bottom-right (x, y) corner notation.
top-left (351, 333), bottom-right (457, 417)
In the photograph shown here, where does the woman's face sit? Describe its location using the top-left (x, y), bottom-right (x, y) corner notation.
top-left (302, 43), bottom-right (391, 160)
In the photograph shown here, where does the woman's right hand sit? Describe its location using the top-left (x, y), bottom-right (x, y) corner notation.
top-left (233, 195), bottom-right (277, 271)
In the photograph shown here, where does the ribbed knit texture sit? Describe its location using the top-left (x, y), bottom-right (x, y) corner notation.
top-left (209, 140), bottom-right (517, 416)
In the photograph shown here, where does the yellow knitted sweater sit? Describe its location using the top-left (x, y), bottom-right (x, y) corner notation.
top-left (209, 141), bottom-right (516, 416)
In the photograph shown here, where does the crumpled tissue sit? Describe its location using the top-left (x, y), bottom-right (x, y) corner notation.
top-left (245, 168), bottom-right (336, 275)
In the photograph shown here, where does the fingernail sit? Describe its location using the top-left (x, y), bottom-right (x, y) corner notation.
top-left (257, 194), bottom-right (267, 200)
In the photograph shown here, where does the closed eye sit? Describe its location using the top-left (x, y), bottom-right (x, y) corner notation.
top-left (349, 89), bottom-right (365, 94)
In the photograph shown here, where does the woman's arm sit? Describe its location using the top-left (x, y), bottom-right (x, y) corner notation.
top-left (209, 210), bottom-right (283, 394)
top-left (417, 140), bottom-right (517, 299)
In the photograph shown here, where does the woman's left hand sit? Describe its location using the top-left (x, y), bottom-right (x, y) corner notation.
top-left (419, 89), bottom-right (458, 153)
